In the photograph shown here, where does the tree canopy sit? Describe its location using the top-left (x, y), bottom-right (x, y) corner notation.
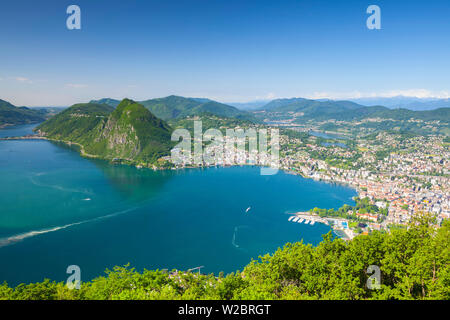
top-left (1, 214), bottom-right (448, 300)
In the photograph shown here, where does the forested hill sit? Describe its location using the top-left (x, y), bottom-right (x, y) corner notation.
top-left (259, 98), bottom-right (450, 122)
top-left (261, 98), bottom-right (362, 112)
top-left (90, 95), bottom-right (256, 122)
top-left (36, 99), bottom-right (173, 165)
top-left (1, 215), bottom-right (448, 300)
top-left (0, 99), bottom-right (48, 126)
top-left (89, 98), bottom-right (121, 108)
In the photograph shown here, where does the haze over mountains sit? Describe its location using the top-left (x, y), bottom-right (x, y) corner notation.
top-left (255, 97), bottom-right (450, 122)
top-left (90, 95), bottom-right (450, 115)
top-left (228, 100), bottom-right (270, 110)
top-left (76, 95), bottom-right (450, 123)
top-left (229, 96), bottom-right (450, 112)
top-left (1, 94), bottom-right (450, 128)
top-left (349, 96), bottom-right (450, 111)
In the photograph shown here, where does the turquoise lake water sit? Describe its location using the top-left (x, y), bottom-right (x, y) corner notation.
top-left (309, 131), bottom-right (348, 140)
top-left (0, 124), bottom-right (356, 286)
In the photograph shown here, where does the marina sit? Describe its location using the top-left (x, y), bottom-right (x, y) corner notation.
top-left (287, 212), bottom-right (355, 240)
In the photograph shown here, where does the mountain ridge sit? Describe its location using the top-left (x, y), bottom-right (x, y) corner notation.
top-left (36, 99), bottom-right (173, 165)
top-left (257, 97), bottom-right (450, 122)
top-left (0, 99), bottom-right (48, 126)
top-left (90, 95), bottom-right (256, 122)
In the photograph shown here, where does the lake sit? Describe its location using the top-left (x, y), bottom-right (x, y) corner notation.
top-left (0, 124), bottom-right (356, 286)
top-left (309, 131), bottom-right (348, 140)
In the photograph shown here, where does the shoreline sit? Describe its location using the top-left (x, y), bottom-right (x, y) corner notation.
top-left (1, 132), bottom-right (361, 240)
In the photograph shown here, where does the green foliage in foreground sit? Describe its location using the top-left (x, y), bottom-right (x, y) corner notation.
top-left (1, 216), bottom-right (448, 300)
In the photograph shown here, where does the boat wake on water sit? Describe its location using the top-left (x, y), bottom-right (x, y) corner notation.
top-left (231, 225), bottom-right (249, 252)
top-left (29, 172), bottom-right (93, 196)
top-left (0, 207), bottom-right (138, 248)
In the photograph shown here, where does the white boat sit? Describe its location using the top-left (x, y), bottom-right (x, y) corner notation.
top-left (288, 216), bottom-right (295, 221)
top-left (297, 218), bottom-right (304, 223)
top-left (304, 220), bottom-right (310, 224)
top-left (310, 221), bottom-right (316, 225)
top-left (245, 207), bottom-right (251, 213)
top-left (292, 217), bottom-right (299, 222)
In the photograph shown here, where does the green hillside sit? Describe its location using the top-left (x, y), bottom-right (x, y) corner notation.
top-left (168, 112), bottom-right (255, 134)
top-left (36, 99), bottom-right (173, 165)
top-left (90, 95), bottom-right (256, 122)
top-left (89, 98), bottom-right (121, 108)
top-left (0, 99), bottom-right (47, 126)
top-left (141, 95), bottom-right (256, 121)
top-left (35, 103), bottom-right (114, 141)
top-left (139, 95), bottom-right (200, 120)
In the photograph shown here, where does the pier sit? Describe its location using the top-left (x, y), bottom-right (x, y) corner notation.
top-left (287, 211), bottom-right (355, 240)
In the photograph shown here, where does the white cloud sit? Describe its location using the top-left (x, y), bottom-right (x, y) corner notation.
top-left (266, 92), bottom-right (276, 100)
top-left (14, 77), bottom-right (33, 83)
top-left (378, 89), bottom-right (450, 99)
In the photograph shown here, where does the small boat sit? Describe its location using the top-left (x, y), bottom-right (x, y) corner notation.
top-left (304, 220), bottom-right (310, 225)
top-left (82, 198), bottom-right (91, 201)
top-left (298, 218), bottom-right (304, 223)
top-left (310, 221), bottom-right (316, 225)
top-left (288, 216), bottom-right (295, 221)
top-left (292, 217), bottom-right (300, 222)
top-left (245, 207), bottom-right (251, 213)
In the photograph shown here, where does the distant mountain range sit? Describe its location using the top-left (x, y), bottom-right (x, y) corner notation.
top-left (261, 98), bottom-right (362, 113)
top-left (37, 99), bottom-right (173, 164)
top-left (90, 96), bottom-right (255, 122)
top-left (228, 96), bottom-right (450, 112)
top-left (2, 95), bottom-right (449, 132)
top-left (0, 99), bottom-right (48, 126)
top-left (257, 97), bottom-right (450, 122)
top-left (228, 100), bottom-right (270, 110)
top-left (349, 96), bottom-right (450, 111)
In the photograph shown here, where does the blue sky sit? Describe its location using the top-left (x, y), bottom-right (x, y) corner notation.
top-left (1, 0), bottom-right (450, 106)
